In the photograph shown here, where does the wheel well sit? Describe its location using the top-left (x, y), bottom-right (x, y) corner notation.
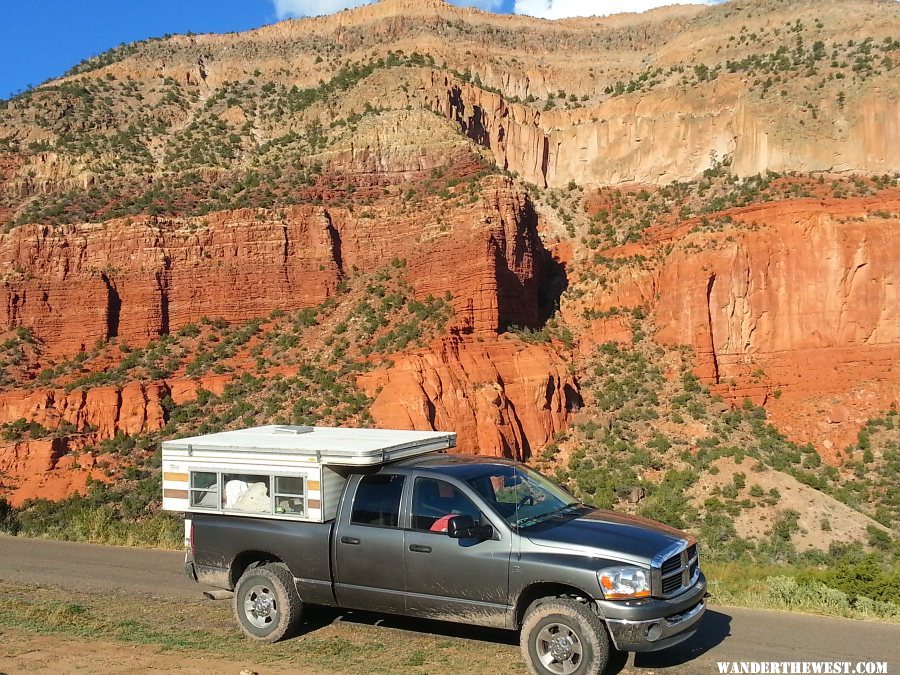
top-left (229, 551), bottom-right (284, 588)
top-left (514, 582), bottom-right (595, 628)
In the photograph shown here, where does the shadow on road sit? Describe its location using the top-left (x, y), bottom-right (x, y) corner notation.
top-left (294, 605), bottom-right (733, 669)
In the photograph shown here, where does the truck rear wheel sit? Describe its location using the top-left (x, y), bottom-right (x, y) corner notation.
top-left (233, 562), bottom-right (303, 642)
top-left (521, 599), bottom-right (611, 675)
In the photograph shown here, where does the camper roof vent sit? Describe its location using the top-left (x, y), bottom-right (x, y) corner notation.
top-left (272, 425), bottom-right (315, 435)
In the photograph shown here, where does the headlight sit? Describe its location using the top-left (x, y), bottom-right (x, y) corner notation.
top-left (597, 566), bottom-right (651, 599)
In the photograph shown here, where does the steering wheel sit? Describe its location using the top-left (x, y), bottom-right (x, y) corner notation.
top-left (517, 494), bottom-right (535, 508)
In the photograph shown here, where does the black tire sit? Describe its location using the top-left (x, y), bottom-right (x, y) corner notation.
top-left (521, 599), bottom-right (611, 675)
top-left (233, 562), bottom-right (303, 642)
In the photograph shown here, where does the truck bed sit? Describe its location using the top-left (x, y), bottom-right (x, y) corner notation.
top-left (189, 513), bottom-right (337, 606)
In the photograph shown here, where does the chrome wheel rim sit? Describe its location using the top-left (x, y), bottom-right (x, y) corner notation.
top-left (243, 584), bottom-right (278, 629)
top-left (535, 622), bottom-right (583, 675)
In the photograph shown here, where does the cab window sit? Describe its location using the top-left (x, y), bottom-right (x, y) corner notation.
top-left (412, 477), bottom-right (481, 534)
top-left (350, 474), bottom-right (405, 527)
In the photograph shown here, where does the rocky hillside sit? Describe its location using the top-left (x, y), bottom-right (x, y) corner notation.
top-left (0, 0), bottom-right (898, 561)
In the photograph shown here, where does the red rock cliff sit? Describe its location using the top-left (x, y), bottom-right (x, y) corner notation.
top-left (359, 336), bottom-right (578, 460)
top-left (654, 198), bottom-right (900, 455)
top-left (2, 179), bottom-right (549, 355)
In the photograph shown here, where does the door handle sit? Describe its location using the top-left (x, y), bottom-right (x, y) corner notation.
top-left (408, 544), bottom-right (432, 553)
top-left (341, 536), bottom-right (361, 545)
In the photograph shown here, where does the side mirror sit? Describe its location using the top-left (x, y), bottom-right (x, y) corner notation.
top-left (503, 474), bottom-right (524, 489)
top-left (447, 515), bottom-right (493, 540)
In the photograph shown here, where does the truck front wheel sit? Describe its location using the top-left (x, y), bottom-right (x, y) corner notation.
top-left (233, 562), bottom-right (303, 642)
top-left (521, 599), bottom-right (611, 675)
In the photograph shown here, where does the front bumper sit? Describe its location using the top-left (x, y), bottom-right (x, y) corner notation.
top-left (605, 597), bottom-right (705, 652)
top-left (598, 571), bottom-right (707, 652)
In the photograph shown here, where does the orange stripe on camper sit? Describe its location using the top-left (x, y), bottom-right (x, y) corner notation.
top-left (307, 480), bottom-right (321, 491)
top-left (163, 472), bottom-right (189, 483)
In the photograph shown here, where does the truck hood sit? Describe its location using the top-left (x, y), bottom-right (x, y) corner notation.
top-left (525, 508), bottom-right (687, 564)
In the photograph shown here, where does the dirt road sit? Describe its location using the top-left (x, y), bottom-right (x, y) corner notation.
top-left (0, 535), bottom-right (897, 674)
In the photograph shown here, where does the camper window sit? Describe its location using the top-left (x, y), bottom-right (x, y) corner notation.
top-left (185, 470), bottom-right (310, 518)
top-left (190, 471), bottom-right (219, 509)
top-left (274, 476), bottom-right (306, 515)
top-left (222, 474), bottom-right (271, 513)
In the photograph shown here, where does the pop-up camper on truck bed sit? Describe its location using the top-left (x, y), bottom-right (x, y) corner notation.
top-left (161, 424), bottom-right (457, 522)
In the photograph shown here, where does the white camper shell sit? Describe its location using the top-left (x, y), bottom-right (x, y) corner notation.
top-left (161, 425), bottom-right (456, 522)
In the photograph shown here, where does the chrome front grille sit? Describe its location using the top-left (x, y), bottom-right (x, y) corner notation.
top-left (651, 540), bottom-right (700, 598)
top-left (661, 555), bottom-right (682, 576)
top-left (662, 571), bottom-right (684, 594)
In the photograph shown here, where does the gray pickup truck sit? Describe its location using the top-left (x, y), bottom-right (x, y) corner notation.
top-left (186, 454), bottom-right (706, 675)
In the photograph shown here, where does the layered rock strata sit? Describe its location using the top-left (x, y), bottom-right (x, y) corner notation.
top-left (359, 336), bottom-right (579, 460)
top-left (1, 179), bottom-right (549, 354)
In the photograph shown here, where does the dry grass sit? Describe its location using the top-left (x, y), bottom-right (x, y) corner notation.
top-left (0, 582), bottom-right (524, 675)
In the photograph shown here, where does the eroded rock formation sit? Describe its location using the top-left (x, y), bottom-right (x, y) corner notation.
top-left (0, 381), bottom-right (169, 438)
top-left (650, 198), bottom-right (900, 456)
top-left (0, 374), bottom-right (231, 504)
top-left (1, 178), bottom-right (549, 354)
top-left (0, 438), bottom-right (95, 506)
top-left (359, 336), bottom-right (579, 460)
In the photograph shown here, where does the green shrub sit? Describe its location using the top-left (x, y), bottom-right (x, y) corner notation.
top-left (0, 498), bottom-right (19, 534)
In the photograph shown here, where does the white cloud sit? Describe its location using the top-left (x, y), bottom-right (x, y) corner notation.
top-left (272, 0), bottom-right (372, 19)
top-left (272, 0), bottom-right (502, 19)
top-left (454, 0), bottom-right (505, 9)
top-left (514, 0), bottom-right (716, 20)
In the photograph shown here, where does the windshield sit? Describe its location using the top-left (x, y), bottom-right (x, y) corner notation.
top-left (464, 464), bottom-right (579, 528)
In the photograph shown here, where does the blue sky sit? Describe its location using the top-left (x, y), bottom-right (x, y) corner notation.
top-left (0, 0), bottom-right (276, 99)
top-left (0, 0), bottom-right (720, 100)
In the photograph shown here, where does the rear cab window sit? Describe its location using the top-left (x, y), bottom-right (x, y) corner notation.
top-left (350, 474), bottom-right (405, 527)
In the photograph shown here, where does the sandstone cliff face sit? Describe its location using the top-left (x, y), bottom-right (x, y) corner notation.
top-left (1, 179), bottom-right (548, 354)
top-left (0, 437), bottom-right (101, 506)
top-left (3, 0), bottom-right (895, 203)
top-left (731, 93), bottom-right (900, 178)
top-left (655, 200), bottom-right (900, 374)
top-left (422, 71), bottom-right (900, 188)
top-left (0, 329), bottom-right (581, 501)
top-left (1, 0), bottom-right (898, 506)
top-left (422, 71), bottom-right (738, 187)
top-left (0, 374), bottom-right (233, 504)
top-left (327, 179), bottom-right (550, 336)
top-left (652, 199), bottom-right (900, 456)
top-left (358, 336), bottom-right (579, 460)
top-left (1, 210), bottom-right (341, 354)
top-left (7, 152), bottom-right (94, 198)
top-left (0, 382), bottom-right (169, 439)
top-left (0, 380), bottom-right (169, 506)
